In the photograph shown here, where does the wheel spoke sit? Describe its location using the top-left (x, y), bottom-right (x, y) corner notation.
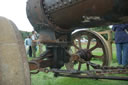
top-left (78, 38), bottom-right (82, 49)
top-left (92, 55), bottom-right (103, 59)
top-left (89, 43), bottom-right (98, 51)
top-left (73, 43), bottom-right (79, 50)
top-left (86, 63), bottom-right (90, 70)
top-left (87, 37), bottom-right (92, 49)
top-left (78, 62), bottom-right (82, 71)
top-left (71, 30), bottom-right (110, 69)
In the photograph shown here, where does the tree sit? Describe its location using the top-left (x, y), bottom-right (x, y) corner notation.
top-left (20, 31), bottom-right (31, 40)
top-left (90, 26), bottom-right (110, 32)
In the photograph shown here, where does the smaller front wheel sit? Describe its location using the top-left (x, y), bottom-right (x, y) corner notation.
top-left (70, 30), bottom-right (111, 71)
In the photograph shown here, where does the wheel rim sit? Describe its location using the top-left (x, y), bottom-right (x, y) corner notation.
top-left (70, 30), bottom-right (111, 71)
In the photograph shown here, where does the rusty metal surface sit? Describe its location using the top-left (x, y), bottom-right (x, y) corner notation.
top-left (29, 50), bottom-right (54, 71)
top-left (26, 0), bottom-right (54, 32)
top-left (27, 0), bottom-right (128, 32)
top-left (29, 30), bottom-right (111, 72)
top-left (46, 0), bottom-right (114, 29)
top-left (31, 60), bottom-right (128, 80)
top-left (29, 30), bottom-right (110, 75)
top-left (29, 56), bottom-right (128, 81)
top-left (57, 73), bottom-right (128, 81)
top-left (27, 0), bottom-right (128, 81)
top-left (71, 30), bottom-right (111, 66)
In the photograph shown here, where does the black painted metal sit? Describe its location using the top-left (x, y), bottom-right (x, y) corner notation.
top-left (46, 43), bottom-right (71, 69)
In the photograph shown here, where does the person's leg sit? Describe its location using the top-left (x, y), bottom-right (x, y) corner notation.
top-left (25, 45), bottom-right (29, 55)
top-left (30, 46), bottom-right (32, 57)
top-left (116, 44), bottom-right (122, 65)
top-left (29, 46), bottom-right (32, 57)
top-left (122, 43), bottom-right (128, 66)
top-left (28, 46), bottom-right (30, 57)
top-left (32, 45), bottom-right (36, 58)
top-left (39, 44), bottom-right (43, 55)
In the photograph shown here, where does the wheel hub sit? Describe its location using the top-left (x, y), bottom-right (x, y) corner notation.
top-left (76, 49), bottom-right (93, 61)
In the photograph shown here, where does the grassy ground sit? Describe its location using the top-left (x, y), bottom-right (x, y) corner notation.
top-left (31, 73), bottom-right (128, 85)
top-left (28, 44), bottom-right (128, 85)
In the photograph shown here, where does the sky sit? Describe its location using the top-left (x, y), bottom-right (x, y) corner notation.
top-left (0, 0), bottom-right (33, 32)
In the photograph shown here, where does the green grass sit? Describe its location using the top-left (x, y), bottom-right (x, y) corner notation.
top-left (31, 72), bottom-right (128, 85)
top-left (28, 44), bottom-right (128, 85)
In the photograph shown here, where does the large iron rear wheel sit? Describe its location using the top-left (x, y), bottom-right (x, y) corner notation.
top-left (0, 17), bottom-right (30, 85)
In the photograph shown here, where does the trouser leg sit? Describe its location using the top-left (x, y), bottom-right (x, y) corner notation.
top-left (39, 44), bottom-right (43, 55)
top-left (116, 44), bottom-right (122, 65)
top-left (32, 45), bottom-right (36, 57)
top-left (29, 46), bottom-right (32, 57)
top-left (122, 43), bottom-right (128, 66)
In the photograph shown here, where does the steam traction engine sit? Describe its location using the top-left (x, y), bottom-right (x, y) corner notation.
top-left (27, 0), bottom-right (128, 81)
top-left (0, 0), bottom-right (128, 85)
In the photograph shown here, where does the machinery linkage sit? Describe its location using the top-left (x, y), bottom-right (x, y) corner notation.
top-left (29, 30), bottom-right (128, 81)
top-left (30, 60), bottom-right (128, 81)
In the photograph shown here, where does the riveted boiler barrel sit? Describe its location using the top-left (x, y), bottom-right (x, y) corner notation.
top-left (27, 0), bottom-right (128, 31)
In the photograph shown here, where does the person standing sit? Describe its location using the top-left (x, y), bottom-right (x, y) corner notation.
top-left (31, 31), bottom-right (38, 57)
top-left (24, 36), bottom-right (29, 53)
top-left (112, 24), bottom-right (128, 66)
top-left (27, 35), bottom-right (32, 57)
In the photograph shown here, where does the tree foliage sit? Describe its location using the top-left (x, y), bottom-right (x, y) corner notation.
top-left (90, 26), bottom-right (113, 40)
top-left (90, 26), bottom-right (110, 32)
top-left (20, 31), bottom-right (31, 40)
